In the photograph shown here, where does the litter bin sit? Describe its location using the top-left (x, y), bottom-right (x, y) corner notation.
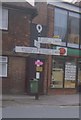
top-left (30, 79), bottom-right (39, 100)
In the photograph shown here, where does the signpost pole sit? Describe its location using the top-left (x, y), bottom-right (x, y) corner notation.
top-left (35, 72), bottom-right (40, 100)
top-left (35, 24), bottom-right (43, 100)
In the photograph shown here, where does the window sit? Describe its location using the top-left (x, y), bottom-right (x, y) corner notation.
top-left (64, 60), bottom-right (76, 88)
top-left (0, 7), bottom-right (8, 30)
top-left (51, 57), bottom-right (64, 88)
top-left (51, 57), bottom-right (76, 88)
top-left (54, 8), bottom-right (68, 46)
top-left (0, 56), bottom-right (8, 77)
top-left (68, 12), bottom-right (80, 48)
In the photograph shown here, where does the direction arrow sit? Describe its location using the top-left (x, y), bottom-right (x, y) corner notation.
top-left (38, 37), bottom-right (64, 46)
top-left (34, 40), bottom-right (40, 48)
top-left (15, 46), bottom-right (37, 54)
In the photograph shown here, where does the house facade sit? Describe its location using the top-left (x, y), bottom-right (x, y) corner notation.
top-left (1, 2), bottom-right (37, 94)
top-left (33, 2), bottom-right (81, 94)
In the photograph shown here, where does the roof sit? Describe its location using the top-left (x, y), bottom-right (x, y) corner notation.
top-left (48, 2), bottom-right (81, 13)
top-left (63, 1), bottom-right (81, 7)
top-left (2, 2), bottom-right (38, 18)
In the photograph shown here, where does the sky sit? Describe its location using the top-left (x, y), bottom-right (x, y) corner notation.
top-left (26, 0), bottom-right (77, 5)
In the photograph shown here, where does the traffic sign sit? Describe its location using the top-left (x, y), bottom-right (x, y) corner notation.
top-left (15, 46), bottom-right (37, 54)
top-left (34, 40), bottom-right (40, 48)
top-left (38, 37), bottom-right (63, 46)
top-left (15, 46), bottom-right (67, 56)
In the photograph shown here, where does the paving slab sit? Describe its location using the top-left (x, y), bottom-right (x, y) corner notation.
top-left (1, 94), bottom-right (79, 107)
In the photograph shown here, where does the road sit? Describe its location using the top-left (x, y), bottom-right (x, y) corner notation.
top-left (2, 105), bottom-right (79, 118)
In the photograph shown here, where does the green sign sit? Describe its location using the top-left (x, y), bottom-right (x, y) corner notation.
top-left (67, 48), bottom-right (81, 57)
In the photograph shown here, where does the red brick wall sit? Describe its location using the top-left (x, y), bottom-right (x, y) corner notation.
top-left (48, 89), bottom-right (77, 95)
top-left (2, 56), bottom-right (27, 94)
top-left (47, 5), bottom-right (54, 37)
top-left (2, 8), bottom-right (31, 54)
top-left (2, 7), bottom-right (32, 94)
top-left (33, 2), bottom-right (47, 25)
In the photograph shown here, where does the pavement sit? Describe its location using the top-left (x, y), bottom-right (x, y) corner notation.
top-left (0, 94), bottom-right (79, 107)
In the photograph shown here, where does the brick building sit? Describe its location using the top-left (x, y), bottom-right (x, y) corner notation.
top-left (33, 2), bottom-right (81, 94)
top-left (1, 2), bottom-right (37, 94)
top-left (1, 1), bottom-right (81, 95)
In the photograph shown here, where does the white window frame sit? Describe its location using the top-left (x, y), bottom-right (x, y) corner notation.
top-left (0, 7), bottom-right (8, 30)
top-left (0, 56), bottom-right (8, 77)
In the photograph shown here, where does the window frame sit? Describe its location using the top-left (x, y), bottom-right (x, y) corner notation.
top-left (54, 7), bottom-right (81, 49)
top-left (51, 56), bottom-right (77, 89)
top-left (0, 56), bottom-right (8, 77)
top-left (0, 7), bottom-right (8, 30)
top-left (67, 11), bottom-right (80, 49)
top-left (54, 7), bottom-right (68, 46)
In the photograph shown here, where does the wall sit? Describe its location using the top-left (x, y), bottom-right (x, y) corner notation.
top-left (2, 8), bottom-right (31, 55)
top-left (2, 57), bottom-right (26, 94)
top-left (33, 2), bottom-right (47, 25)
top-left (2, 7), bottom-right (32, 94)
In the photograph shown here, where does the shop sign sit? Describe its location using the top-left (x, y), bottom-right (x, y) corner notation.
top-left (67, 48), bottom-right (80, 57)
top-left (65, 62), bottom-right (76, 81)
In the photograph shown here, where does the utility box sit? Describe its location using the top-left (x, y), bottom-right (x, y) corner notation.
top-left (30, 79), bottom-right (38, 94)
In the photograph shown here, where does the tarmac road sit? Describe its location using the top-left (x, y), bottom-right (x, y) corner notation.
top-left (2, 105), bottom-right (79, 118)
top-left (1, 94), bottom-right (80, 118)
